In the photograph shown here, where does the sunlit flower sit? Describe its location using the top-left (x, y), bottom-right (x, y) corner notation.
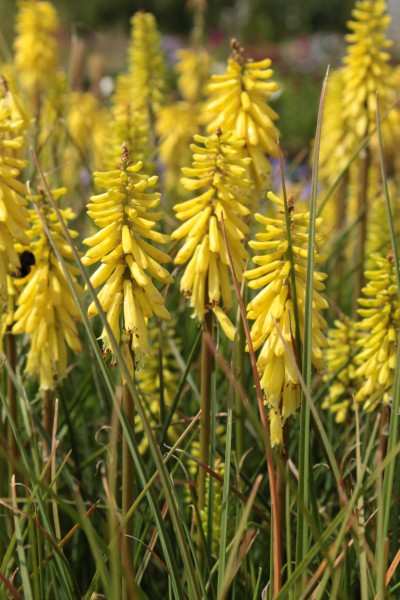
top-left (135, 320), bottom-right (182, 454)
top-left (13, 0), bottom-right (60, 106)
top-left (322, 316), bottom-right (358, 423)
top-left (82, 145), bottom-right (172, 369)
top-left (63, 91), bottom-right (109, 193)
top-left (12, 188), bottom-right (82, 390)
top-left (172, 130), bottom-right (252, 339)
top-left (204, 39), bottom-right (279, 195)
top-left (104, 73), bottom-right (153, 173)
top-left (127, 11), bottom-right (166, 119)
top-left (199, 459), bottom-right (225, 556)
top-left (0, 79), bottom-right (31, 308)
top-left (156, 101), bottom-right (200, 191)
top-left (342, 0), bottom-right (399, 142)
top-left (175, 47), bottom-right (211, 104)
top-left (245, 192), bottom-right (328, 446)
top-left (354, 252), bottom-right (400, 410)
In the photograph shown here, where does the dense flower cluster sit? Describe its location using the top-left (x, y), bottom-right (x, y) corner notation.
top-left (12, 188), bottom-right (82, 389)
top-left (175, 47), bottom-right (211, 104)
top-left (135, 320), bottom-right (182, 453)
top-left (245, 192), bottom-right (328, 446)
top-left (342, 0), bottom-right (398, 141)
top-left (14, 0), bottom-right (60, 104)
top-left (127, 11), bottom-right (166, 118)
top-left (204, 40), bottom-right (279, 195)
top-left (322, 316), bottom-right (358, 423)
top-left (82, 146), bottom-right (172, 368)
top-left (105, 73), bottom-right (153, 172)
top-left (0, 79), bottom-right (31, 308)
top-left (172, 130), bottom-right (252, 339)
top-left (354, 252), bottom-right (400, 410)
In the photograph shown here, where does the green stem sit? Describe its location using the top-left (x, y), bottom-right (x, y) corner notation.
top-left (198, 310), bottom-right (214, 513)
top-left (109, 399), bottom-right (121, 598)
top-left (7, 329), bottom-right (18, 471)
top-left (333, 172), bottom-right (349, 308)
top-left (235, 317), bottom-right (245, 461)
top-left (353, 147), bottom-right (370, 313)
top-left (276, 421), bottom-right (289, 570)
top-left (121, 373), bottom-right (137, 600)
top-left (43, 388), bottom-right (53, 460)
top-left (377, 404), bottom-right (390, 480)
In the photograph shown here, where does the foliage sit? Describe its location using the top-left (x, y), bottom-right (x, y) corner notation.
top-left (0, 1), bottom-right (400, 599)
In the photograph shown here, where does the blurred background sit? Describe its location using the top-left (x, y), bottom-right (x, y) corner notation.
top-left (1, 0), bottom-right (400, 154)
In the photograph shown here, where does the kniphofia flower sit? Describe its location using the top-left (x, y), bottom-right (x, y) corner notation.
top-left (322, 316), bottom-right (358, 423)
top-left (13, 0), bottom-right (60, 106)
top-left (12, 188), bottom-right (82, 390)
top-left (204, 40), bottom-right (279, 195)
top-left (0, 79), bottom-right (31, 309)
top-left (105, 73), bottom-right (153, 173)
top-left (354, 252), bottom-right (400, 410)
top-left (135, 320), bottom-right (182, 454)
top-left (175, 47), bottom-right (211, 104)
top-left (342, 0), bottom-right (399, 143)
top-left (245, 192), bottom-right (328, 446)
top-left (172, 130), bottom-right (252, 339)
top-left (82, 145), bottom-right (172, 370)
top-left (127, 11), bottom-right (166, 119)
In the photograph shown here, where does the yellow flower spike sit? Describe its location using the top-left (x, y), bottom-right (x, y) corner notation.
top-left (0, 81), bottom-right (32, 309)
top-left (62, 91), bottom-right (108, 184)
top-left (13, 0), bottom-right (60, 105)
top-left (342, 0), bottom-right (397, 142)
top-left (83, 144), bottom-right (172, 367)
top-left (127, 11), bottom-right (166, 119)
top-left (322, 316), bottom-right (358, 423)
top-left (156, 101), bottom-right (200, 192)
top-left (173, 130), bottom-right (252, 338)
top-left (12, 188), bottom-right (82, 390)
top-left (135, 319), bottom-right (182, 454)
top-left (204, 39), bottom-right (280, 197)
top-left (105, 73), bottom-right (154, 173)
top-left (175, 48), bottom-right (211, 104)
top-left (245, 192), bottom-right (328, 447)
top-left (354, 252), bottom-right (400, 411)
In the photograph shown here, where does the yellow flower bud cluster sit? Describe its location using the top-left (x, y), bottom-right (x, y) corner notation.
top-left (135, 320), bottom-right (182, 454)
top-left (172, 131), bottom-right (252, 339)
top-left (67, 91), bottom-right (108, 159)
top-left (156, 48), bottom-right (210, 193)
top-left (63, 91), bottom-right (109, 193)
top-left (175, 48), bottom-right (211, 104)
top-left (319, 70), bottom-right (350, 188)
top-left (204, 40), bottom-right (279, 195)
top-left (82, 149), bottom-right (172, 366)
top-left (156, 102), bottom-right (200, 191)
top-left (245, 192), bottom-right (328, 447)
top-left (322, 316), bottom-right (358, 423)
top-left (13, 0), bottom-right (60, 104)
top-left (12, 188), bottom-right (82, 390)
top-left (0, 80), bottom-right (31, 308)
top-left (342, 0), bottom-right (397, 141)
top-left (127, 11), bottom-right (166, 118)
top-left (105, 74), bottom-right (153, 173)
top-left (354, 252), bottom-right (400, 410)
top-left (37, 72), bottom-right (68, 176)
top-left (199, 459), bottom-right (225, 556)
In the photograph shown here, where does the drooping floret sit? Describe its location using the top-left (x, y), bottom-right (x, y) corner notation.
top-left (12, 188), bottom-right (82, 390)
top-left (245, 192), bottom-right (328, 446)
top-left (172, 130), bottom-right (253, 339)
top-left (83, 145), bottom-right (172, 368)
top-left (354, 252), bottom-right (400, 410)
top-left (204, 40), bottom-right (279, 196)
